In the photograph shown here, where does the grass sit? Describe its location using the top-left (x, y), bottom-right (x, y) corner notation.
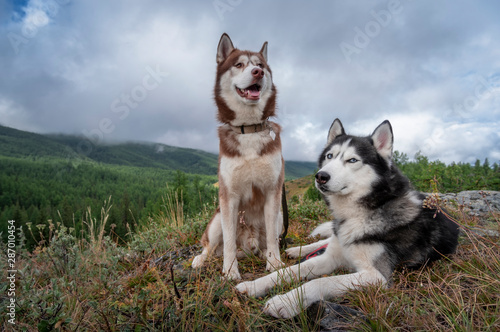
top-left (1, 190), bottom-right (499, 331)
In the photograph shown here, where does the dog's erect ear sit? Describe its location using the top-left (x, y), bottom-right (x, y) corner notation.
top-left (371, 120), bottom-right (393, 160)
top-left (217, 33), bottom-right (235, 64)
top-left (260, 41), bottom-right (268, 62)
top-left (327, 118), bottom-right (345, 145)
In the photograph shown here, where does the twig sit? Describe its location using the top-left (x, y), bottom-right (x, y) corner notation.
top-left (170, 264), bottom-right (181, 300)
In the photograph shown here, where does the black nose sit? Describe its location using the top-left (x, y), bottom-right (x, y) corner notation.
top-left (315, 171), bottom-right (330, 185)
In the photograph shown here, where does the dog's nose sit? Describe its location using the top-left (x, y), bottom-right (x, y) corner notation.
top-left (252, 67), bottom-right (264, 79)
top-left (315, 171), bottom-right (330, 185)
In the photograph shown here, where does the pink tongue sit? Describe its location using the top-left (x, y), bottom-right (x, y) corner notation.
top-left (247, 89), bottom-right (260, 98)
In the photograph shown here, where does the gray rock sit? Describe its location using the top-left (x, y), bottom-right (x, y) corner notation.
top-left (429, 190), bottom-right (500, 217)
top-left (308, 301), bottom-right (367, 331)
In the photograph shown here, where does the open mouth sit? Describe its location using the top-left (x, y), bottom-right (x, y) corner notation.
top-left (236, 84), bottom-right (261, 100)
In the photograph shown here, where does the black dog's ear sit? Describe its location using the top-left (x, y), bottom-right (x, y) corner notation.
top-left (326, 118), bottom-right (345, 146)
top-left (371, 120), bottom-right (393, 160)
top-left (217, 33), bottom-right (235, 64)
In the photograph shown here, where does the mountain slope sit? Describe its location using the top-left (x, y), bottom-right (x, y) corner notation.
top-left (0, 125), bottom-right (316, 178)
top-left (49, 134), bottom-right (220, 175)
top-left (0, 125), bottom-right (81, 160)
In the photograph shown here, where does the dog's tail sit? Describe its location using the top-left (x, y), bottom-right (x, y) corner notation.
top-left (310, 221), bottom-right (334, 238)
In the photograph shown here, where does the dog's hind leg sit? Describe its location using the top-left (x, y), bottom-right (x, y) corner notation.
top-left (285, 221), bottom-right (333, 258)
top-left (285, 238), bottom-right (331, 259)
top-left (309, 221), bottom-right (334, 238)
top-left (192, 212), bottom-right (223, 268)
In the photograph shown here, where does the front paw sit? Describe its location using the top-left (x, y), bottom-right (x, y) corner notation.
top-left (235, 278), bottom-right (270, 298)
top-left (263, 294), bottom-right (302, 319)
top-left (266, 257), bottom-right (284, 272)
top-left (284, 246), bottom-right (302, 258)
top-left (223, 268), bottom-right (241, 281)
top-left (235, 281), bottom-right (257, 296)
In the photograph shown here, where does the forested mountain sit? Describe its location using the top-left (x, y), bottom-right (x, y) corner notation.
top-left (0, 125), bottom-right (315, 177)
top-left (0, 125), bottom-right (219, 175)
top-left (0, 124), bottom-right (316, 248)
top-left (0, 125), bottom-right (81, 160)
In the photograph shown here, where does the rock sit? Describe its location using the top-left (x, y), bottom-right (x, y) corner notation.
top-left (470, 228), bottom-right (500, 237)
top-left (151, 244), bottom-right (202, 281)
top-left (152, 244), bottom-right (201, 268)
top-left (430, 190), bottom-right (500, 218)
top-left (308, 301), bottom-right (367, 331)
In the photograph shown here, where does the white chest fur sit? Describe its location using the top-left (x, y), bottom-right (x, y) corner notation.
top-left (219, 132), bottom-right (282, 197)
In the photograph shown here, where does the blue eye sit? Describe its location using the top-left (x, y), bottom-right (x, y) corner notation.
top-left (326, 153), bottom-right (333, 159)
top-left (347, 158), bottom-right (358, 163)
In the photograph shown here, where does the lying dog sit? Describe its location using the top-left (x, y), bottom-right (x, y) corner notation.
top-left (192, 34), bottom-right (285, 280)
top-left (236, 118), bottom-right (459, 318)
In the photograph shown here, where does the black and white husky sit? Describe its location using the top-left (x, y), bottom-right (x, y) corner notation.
top-left (236, 118), bottom-right (459, 318)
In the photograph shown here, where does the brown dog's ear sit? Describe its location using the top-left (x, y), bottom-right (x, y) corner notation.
top-left (260, 41), bottom-right (268, 62)
top-left (326, 118), bottom-right (345, 146)
top-left (371, 120), bottom-right (393, 160)
top-left (217, 33), bottom-right (235, 64)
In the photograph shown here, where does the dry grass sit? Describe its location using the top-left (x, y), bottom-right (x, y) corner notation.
top-left (1, 192), bottom-right (499, 331)
top-left (285, 176), bottom-right (314, 201)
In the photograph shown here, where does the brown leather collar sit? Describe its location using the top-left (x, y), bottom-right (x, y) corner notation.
top-left (230, 121), bottom-right (268, 134)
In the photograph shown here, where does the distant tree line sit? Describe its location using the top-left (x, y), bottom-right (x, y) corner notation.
top-left (0, 157), bottom-right (218, 249)
top-left (393, 151), bottom-right (499, 193)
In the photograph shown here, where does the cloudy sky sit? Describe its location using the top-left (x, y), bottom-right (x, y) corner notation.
top-left (1, 0), bottom-right (499, 164)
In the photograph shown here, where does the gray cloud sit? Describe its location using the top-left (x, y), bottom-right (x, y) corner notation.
top-left (0, 0), bottom-right (499, 165)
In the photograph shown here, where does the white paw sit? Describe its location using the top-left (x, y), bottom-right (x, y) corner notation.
top-left (266, 257), bottom-right (284, 272)
top-left (284, 246), bottom-right (302, 258)
top-left (191, 254), bottom-right (205, 268)
top-left (236, 278), bottom-right (271, 298)
top-left (223, 267), bottom-right (241, 281)
top-left (263, 294), bottom-right (301, 319)
top-left (235, 281), bottom-right (257, 297)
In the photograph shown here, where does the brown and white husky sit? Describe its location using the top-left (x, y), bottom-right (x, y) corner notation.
top-left (191, 33), bottom-right (285, 280)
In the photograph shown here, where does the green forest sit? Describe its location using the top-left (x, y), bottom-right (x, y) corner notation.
top-left (0, 156), bottom-right (218, 249)
top-left (0, 124), bottom-right (499, 250)
top-left (393, 151), bottom-right (500, 193)
top-left (0, 125), bottom-right (316, 249)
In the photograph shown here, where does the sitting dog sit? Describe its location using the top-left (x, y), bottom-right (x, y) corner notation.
top-left (192, 34), bottom-right (285, 280)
